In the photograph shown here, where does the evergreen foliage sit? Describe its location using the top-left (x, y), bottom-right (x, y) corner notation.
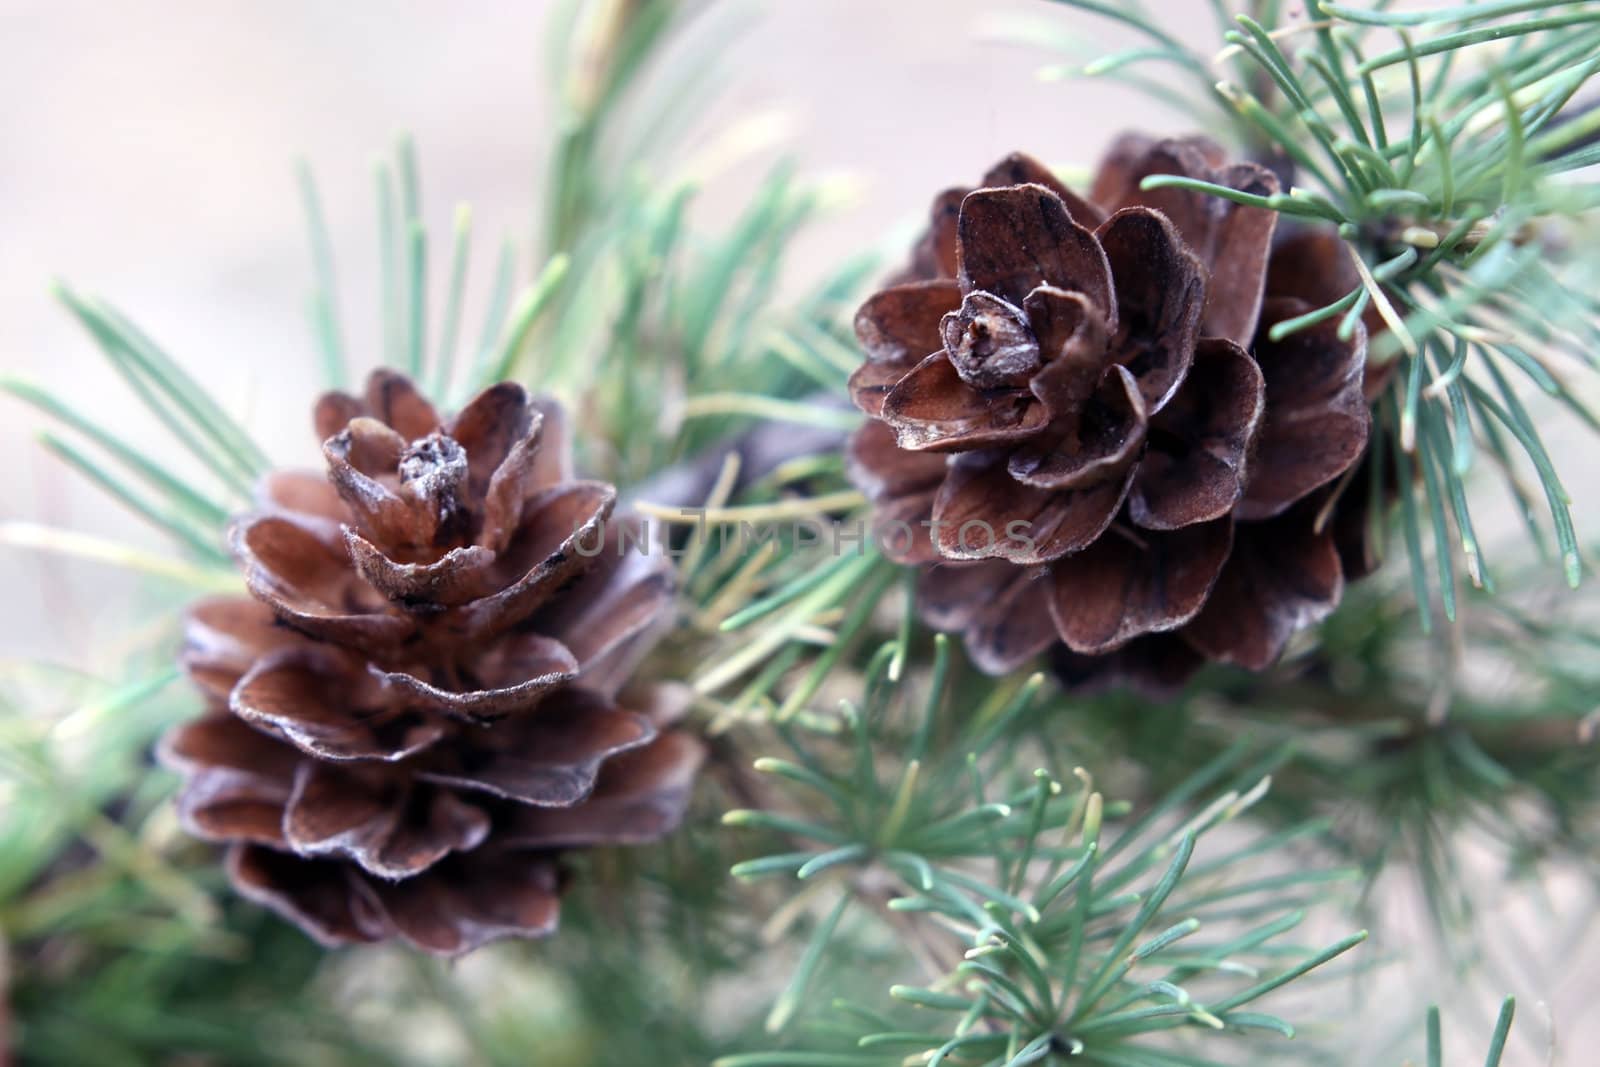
top-left (3, 1), bottom-right (1598, 1064)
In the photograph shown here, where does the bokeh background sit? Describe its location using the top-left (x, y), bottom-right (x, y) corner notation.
top-left (0, 0), bottom-right (1220, 665)
top-left (2, 2), bottom-right (1592, 1063)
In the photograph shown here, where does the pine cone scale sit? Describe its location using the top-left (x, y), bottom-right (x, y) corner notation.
top-left (369, 852), bottom-right (562, 957)
top-left (228, 644), bottom-right (447, 763)
top-left (881, 350), bottom-right (1052, 451)
top-left (1005, 363), bottom-right (1146, 491)
top-left (982, 151), bottom-right (1108, 227)
top-left (367, 633), bottom-right (581, 724)
top-left (1047, 517), bottom-right (1232, 655)
top-left (342, 533), bottom-right (497, 607)
top-left (892, 187), bottom-right (967, 285)
top-left (227, 845), bottom-right (390, 948)
top-left (177, 774), bottom-right (293, 847)
top-left (955, 185), bottom-right (1113, 314)
top-left (1235, 299), bottom-right (1371, 520)
top-left (853, 279), bottom-right (962, 365)
top-left (1181, 502), bottom-right (1346, 669)
top-left (1095, 207), bottom-right (1205, 413)
top-left (1089, 133), bottom-right (1281, 347)
top-left (930, 450), bottom-right (1126, 564)
top-left (961, 570), bottom-right (1060, 676)
top-left (1018, 287), bottom-right (1106, 410)
top-left (231, 518), bottom-right (413, 653)
top-left (1127, 337), bottom-right (1264, 530)
top-left (1197, 164), bottom-right (1280, 342)
top-left (282, 764), bottom-right (492, 880)
top-left (448, 380), bottom-right (537, 497)
top-left (413, 697), bottom-right (656, 807)
top-left (498, 731), bottom-right (707, 849)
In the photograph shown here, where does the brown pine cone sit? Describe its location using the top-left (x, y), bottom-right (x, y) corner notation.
top-left (848, 134), bottom-right (1373, 688)
top-left (160, 370), bottom-right (702, 956)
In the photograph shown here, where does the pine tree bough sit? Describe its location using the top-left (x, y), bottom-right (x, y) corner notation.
top-left (847, 135), bottom-right (1384, 688)
top-left (160, 369), bottom-right (703, 956)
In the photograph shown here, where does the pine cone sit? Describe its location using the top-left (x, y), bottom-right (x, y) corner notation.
top-left (161, 370), bottom-right (702, 956)
top-left (848, 134), bottom-right (1372, 687)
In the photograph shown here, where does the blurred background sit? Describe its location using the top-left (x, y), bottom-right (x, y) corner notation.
top-left (3, 3), bottom-right (1594, 1064)
top-left (0, 0), bottom-right (1219, 666)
